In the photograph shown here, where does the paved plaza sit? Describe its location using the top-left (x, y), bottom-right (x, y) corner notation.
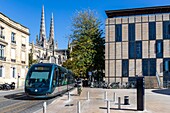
top-left (36, 88), bottom-right (170, 113)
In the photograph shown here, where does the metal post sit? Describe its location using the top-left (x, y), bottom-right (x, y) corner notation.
top-left (77, 101), bottom-right (81, 113)
top-left (17, 73), bottom-right (20, 88)
top-left (17, 77), bottom-right (19, 88)
top-left (104, 91), bottom-right (107, 100)
top-left (118, 97), bottom-right (121, 109)
top-left (107, 100), bottom-right (110, 113)
top-left (43, 102), bottom-right (47, 113)
top-left (113, 92), bottom-right (116, 102)
top-left (68, 92), bottom-right (70, 101)
top-left (87, 91), bottom-right (89, 100)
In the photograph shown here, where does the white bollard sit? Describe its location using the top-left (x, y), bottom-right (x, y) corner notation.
top-left (43, 101), bottom-right (47, 113)
top-left (87, 91), bottom-right (89, 100)
top-left (68, 92), bottom-right (70, 101)
top-left (104, 91), bottom-right (107, 100)
top-left (118, 97), bottom-right (121, 109)
top-left (107, 100), bottom-right (110, 113)
top-left (77, 101), bottom-right (81, 113)
top-left (113, 92), bottom-right (116, 102)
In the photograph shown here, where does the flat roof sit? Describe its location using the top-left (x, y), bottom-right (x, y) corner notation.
top-left (105, 5), bottom-right (170, 18)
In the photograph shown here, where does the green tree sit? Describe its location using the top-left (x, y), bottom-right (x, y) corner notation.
top-left (63, 9), bottom-right (105, 79)
top-left (29, 53), bottom-right (38, 68)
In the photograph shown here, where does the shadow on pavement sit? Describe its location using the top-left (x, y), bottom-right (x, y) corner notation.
top-left (99, 107), bottom-right (137, 111)
top-left (152, 89), bottom-right (170, 95)
top-left (3, 92), bottom-right (55, 100)
top-left (4, 92), bottom-right (35, 100)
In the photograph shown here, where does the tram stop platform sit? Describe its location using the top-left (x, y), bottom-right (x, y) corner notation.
top-left (35, 88), bottom-right (170, 113)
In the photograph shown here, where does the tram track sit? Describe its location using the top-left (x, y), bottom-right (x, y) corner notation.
top-left (0, 92), bottom-right (27, 103)
top-left (0, 100), bottom-right (44, 113)
top-left (0, 101), bottom-right (43, 113)
top-left (0, 91), bottom-right (56, 113)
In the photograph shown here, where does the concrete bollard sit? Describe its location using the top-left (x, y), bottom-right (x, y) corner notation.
top-left (104, 91), bottom-right (107, 100)
top-left (43, 101), bottom-right (47, 113)
top-left (107, 100), bottom-right (110, 113)
top-left (87, 91), bottom-right (89, 100)
top-left (118, 97), bottom-right (121, 109)
top-left (77, 101), bottom-right (81, 113)
top-left (113, 92), bottom-right (116, 102)
top-left (68, 92), bottom-right (70, 101)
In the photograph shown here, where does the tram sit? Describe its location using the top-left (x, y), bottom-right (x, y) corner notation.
top-left (25, 63), bottom-right (75, 98)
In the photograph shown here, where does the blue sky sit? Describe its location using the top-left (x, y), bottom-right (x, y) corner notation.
top-left (0, 0), bottom-right (170, 49)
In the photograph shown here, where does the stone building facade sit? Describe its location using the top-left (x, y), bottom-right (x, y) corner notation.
top-left (105, 5), bottom-right (170, 88)
top-left (0, 12), bottom-right (29, 87)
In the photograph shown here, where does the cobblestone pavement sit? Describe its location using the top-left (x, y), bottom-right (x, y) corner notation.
top-left (35, 88), bottom-right (170, 113)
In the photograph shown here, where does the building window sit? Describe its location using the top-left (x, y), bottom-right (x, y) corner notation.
top-left (168, 24), bottom-right (170, 34)
top-left (11, 32), bottom-right (16, 43)
top-left (0, 44), bottom-right (5, 61)
top-left (122, 59), bottom-right (129, 77)
top-left (128, 23), bottom-right (135, 41)
top-left (115, 24), bottom-right (122, 42)
top-left (0, 26), bottom-right (5, 39)
top-left (149, 22), bottom-right (156, 40)
top-left (0, 66), bottom-right (2, 77)
top-left (163, 59), bottom-right (170, 72)
top-left (163, 21), bottom-right (170, 39)
top-left (129, 41), bottom-right (142, 59)
top-left (0, 44), bottom-right (4, 57)
top-left (136, 41), bottom-right (142, 59)
top-left (155, 40), bottom-right (163, 58)
top-left (129, 42), bottom-right (135, 59)
top-left (142, 59), bottom-right (156, 76)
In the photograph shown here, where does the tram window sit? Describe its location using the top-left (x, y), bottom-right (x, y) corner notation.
top-left (52, 68), bottom-right (57, 87)
top-left (30, 72), bottom-right (49, 79)
top-left (58, 69), bottom-right (62, 86)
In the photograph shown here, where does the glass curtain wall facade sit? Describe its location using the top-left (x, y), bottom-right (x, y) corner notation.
top-left (105, 6), bottom-right (170, 88)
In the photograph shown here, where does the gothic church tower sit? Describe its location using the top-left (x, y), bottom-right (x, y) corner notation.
top-left (48, 13), bottom-right (55, 50)
top-left (36, 5), bottom-right (57, 51)
top-left (36, 5), bottom-right (47, 48)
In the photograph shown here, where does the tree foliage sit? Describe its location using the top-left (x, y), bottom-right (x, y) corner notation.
top-left (29, 53), bottom-right (38, 68)
top-left (63, 9), bottom-right (105, 78)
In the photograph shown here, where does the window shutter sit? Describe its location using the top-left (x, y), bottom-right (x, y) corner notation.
top-left (11, 49), bottom-right (16, 59)
top-left (22, 36), bottom-right (26, 44)
top-left (21, 68), bottom-right (25, 78)
top-left (22, 51), bottom-right (25, 61)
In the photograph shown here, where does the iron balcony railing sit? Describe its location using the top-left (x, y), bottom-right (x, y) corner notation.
top-left (11, 59), bottom-right (16, 62)
top-left (0, 56), bottom-right (6, 61)
top-left (0, 35), bottom-right (5, 39)
top-left (11, 40), bottom-right (16, 44)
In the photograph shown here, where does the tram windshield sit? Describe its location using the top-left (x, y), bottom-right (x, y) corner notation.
top-left (25, 66), bottom-right (52, 88)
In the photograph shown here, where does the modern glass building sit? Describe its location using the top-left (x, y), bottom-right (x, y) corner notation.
top-left (105, 5), bottom-right (170, 88)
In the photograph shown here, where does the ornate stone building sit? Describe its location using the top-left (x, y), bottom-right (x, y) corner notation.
top-left (29, 6), bottom-right (67, 65)
top-left (0, 12), bottom-right (29, 87)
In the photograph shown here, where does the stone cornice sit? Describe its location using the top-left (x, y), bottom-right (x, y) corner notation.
top-left (0, 13), bottom-right (30, 35)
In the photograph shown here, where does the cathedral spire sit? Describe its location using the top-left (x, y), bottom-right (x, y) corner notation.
top-left (39, 5), bottom-right (46, 47)
top-left (49, 13), bottom-right (54, 42)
